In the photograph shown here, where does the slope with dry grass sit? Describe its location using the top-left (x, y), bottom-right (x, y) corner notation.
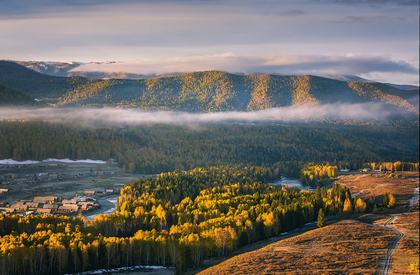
top-left (198, 220), bottom-right (395, 274)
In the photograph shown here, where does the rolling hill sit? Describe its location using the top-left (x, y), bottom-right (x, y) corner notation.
top-left (0, 60), bottom-right (418, 113)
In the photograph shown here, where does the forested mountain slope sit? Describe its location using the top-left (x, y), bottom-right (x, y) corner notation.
top-left (0, 85), bottom-right (35, 105)
top-left (1, 122), bottom-right (418, 174)
top-left (0, 61), bottom-right (418, 113)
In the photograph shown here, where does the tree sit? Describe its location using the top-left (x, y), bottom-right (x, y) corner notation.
top-left (387, 193), bottom-right (396, 208)
top-left (355, 198), bottom-right (367, 213)
top-left (343, 198), bottom-right (353, 213)
top-left (317, 209), bottom-right (325, 228)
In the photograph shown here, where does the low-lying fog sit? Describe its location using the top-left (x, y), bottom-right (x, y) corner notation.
top-left (0, 103), bottom-right (414, 126)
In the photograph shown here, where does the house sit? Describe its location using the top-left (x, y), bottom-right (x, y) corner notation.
top-left (25, 202), bottom-right (40, 210)
top-left (10, 202), bottom-right (28, 212)
top-left (62, 198), bottom-right (78, 204)
top-left (79, 202), bottom-right (94, 211)
top-left (33, 196), bottom-right (59, 204)
top-left (37, 208), bottom-right (53, 214)
top-left (83, 190), bottom-right (96, 196)
top-left (57, 204), bottom-right (80, 213)
top-left (43, 203), bottom-right (59, 210)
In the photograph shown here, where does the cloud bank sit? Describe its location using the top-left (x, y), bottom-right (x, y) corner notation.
top-left (71, 54), bottom-right (419, 85)
top-left (0, 103), bottom-right (409, 126)
top-left (72, 54), bottom-right (418, 76)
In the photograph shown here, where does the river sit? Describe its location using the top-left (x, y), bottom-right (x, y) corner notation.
top-left (271, 176), bottom-right (314, 191)
top-left (86, 195), bottom-right (119, 220)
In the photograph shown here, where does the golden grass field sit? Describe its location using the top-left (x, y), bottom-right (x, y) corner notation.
top-left (199, 219), bottom-right (395, 274)
top-left (390, 211), bottom-right (419, 275)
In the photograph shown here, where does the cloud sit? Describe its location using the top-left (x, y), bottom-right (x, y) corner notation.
top-left (331, 15), bottom-right (388, 23)
top-left (0, 103), bottom-right (409, 127)
top-left (72, 54), bottom-right (419, 77)
top-left (262, 9), bottom-right (305, 16)
top-left (315, 0), bottom-right (419, 6)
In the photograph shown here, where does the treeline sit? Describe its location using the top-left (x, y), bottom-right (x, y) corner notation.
top-left (0, 166), bottom-right (395, 274)
top-left (367, 161), bottom-right (419, 172)
top-left (0, 121), bottom-right (418, 175)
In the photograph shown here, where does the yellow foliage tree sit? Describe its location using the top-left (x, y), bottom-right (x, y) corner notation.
top-left (343, 198), bottom-right (353, 213)
top-left (387, 193), bottom-right (396, 208)
top-left (355, 198), bottom-right (367, 213)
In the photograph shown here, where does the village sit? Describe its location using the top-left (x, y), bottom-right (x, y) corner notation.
top-left (0, 159), bottom-right (145, 216)
top-left (0, 160), bottom-right (118, 186)
top-left (0, 187), bottom-right (119, 215)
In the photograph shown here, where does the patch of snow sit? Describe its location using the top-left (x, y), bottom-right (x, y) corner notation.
top-left (67, 265), bottom-right (167, 275)
top-left (43, 158), bottom-right (107, 164)
top-left (0, 159), bottom-right (40, 165)
top-left (0, 158), bottom-right (107, 165)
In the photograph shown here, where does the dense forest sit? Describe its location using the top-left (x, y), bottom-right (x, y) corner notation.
top-left (0, 121), bottom-right (418, 175)
top-left (0, 85), bottom-right (35, 105)
top-left (0, 165), bottom-right (393, 274)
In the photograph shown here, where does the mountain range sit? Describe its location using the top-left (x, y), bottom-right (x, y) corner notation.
top-left (0, 60), bottom-right (418, 113)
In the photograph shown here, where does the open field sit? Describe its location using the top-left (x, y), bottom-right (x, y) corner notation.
top-left (337, 172), bottom-right (419, 209)
top-left (199, 173), bottom-right (419, 274)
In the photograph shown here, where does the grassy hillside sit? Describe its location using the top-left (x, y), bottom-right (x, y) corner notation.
top-left (0, 61), bottom-right (418, 112)
top-left (198, 220), bottom-right (395, 274)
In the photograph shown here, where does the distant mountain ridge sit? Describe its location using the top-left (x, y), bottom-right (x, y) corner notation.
top-left (0, 60), bottom-right (418, 113)
top-left (15, 60), bottom-right (420, 91)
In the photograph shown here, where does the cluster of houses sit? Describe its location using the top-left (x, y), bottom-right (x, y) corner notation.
top-left (0, 195), bottom-right (100, 215)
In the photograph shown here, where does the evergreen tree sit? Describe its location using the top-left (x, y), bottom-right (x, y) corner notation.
top-left (317, 209), bottom-right (325, 228)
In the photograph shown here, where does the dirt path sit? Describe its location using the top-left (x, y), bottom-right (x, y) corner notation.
top-left (381, 216), bottom-right (404, 275)
top-left (380, 186), bottom-right (418, 275)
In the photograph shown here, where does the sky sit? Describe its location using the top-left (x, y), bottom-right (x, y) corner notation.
top-left (0, 0), bottom-right (419, 84)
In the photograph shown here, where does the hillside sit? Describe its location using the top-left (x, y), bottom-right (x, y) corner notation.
top-left (0, 61), bottom-right (87, 99)
top-left (0, 84), bottom-right (35, 105)
top-left (0, 61), bottom-right (418, 113)
top-left (198, 220), bottom-right (395, 274)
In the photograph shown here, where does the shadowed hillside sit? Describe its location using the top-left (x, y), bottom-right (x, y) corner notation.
top-left (0, 84), bottom-right (35, 105)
